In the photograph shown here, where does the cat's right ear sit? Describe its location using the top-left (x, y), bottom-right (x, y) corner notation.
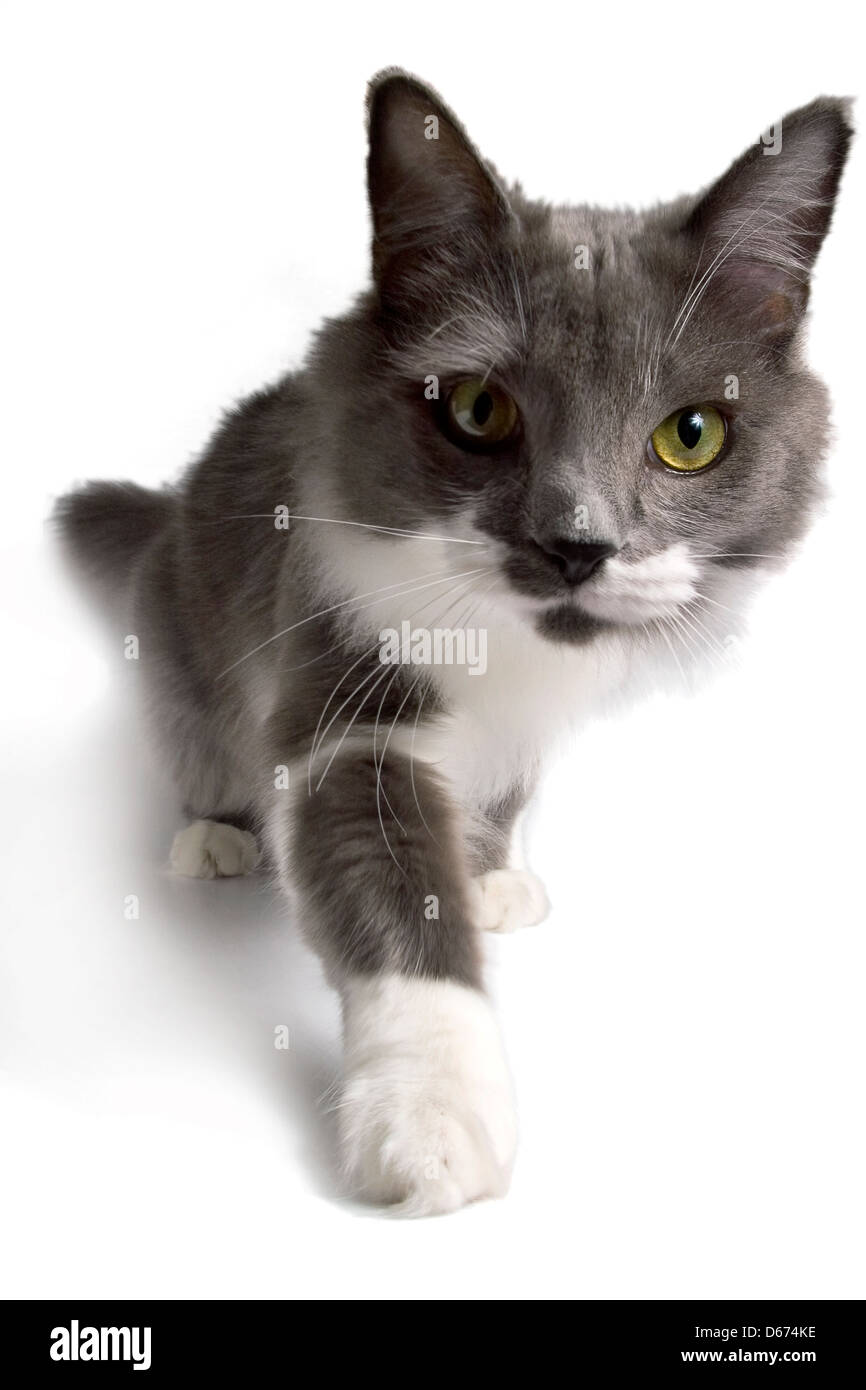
top-left (366, 69), bottom-right (512, 292)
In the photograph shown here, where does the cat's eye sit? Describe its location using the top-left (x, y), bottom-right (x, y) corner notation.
top-left (649, 405), bottom-right (727, 473)
top-left (441, 379), bottom-right (519, 450)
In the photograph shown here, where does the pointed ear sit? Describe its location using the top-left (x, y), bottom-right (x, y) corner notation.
top-left (681, 97), bottom-right (853, 344)
top-left (366, 69), bottom-right (513, 292)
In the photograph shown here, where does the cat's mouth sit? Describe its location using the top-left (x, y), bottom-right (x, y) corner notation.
top-left (570, 544), bottom-right (700, 625)
top-left (501, 542), bottom-right (701, 630)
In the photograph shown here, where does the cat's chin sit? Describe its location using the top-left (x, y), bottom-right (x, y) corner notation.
top-left (533, 599), bottom-right (609, 644)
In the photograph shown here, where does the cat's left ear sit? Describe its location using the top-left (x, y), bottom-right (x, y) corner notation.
top-left (366, 69), bottom-right (513, 295)
top-left (682, 98), bottom-right (853, 343)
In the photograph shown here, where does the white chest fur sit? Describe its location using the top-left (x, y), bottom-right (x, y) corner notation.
top-left (401, 619), bottom-right (626, 808)
top-left (307, 521), bottom-right (628, 810)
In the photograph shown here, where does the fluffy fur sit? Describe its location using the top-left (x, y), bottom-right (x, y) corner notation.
top-left (339, 975), bottom-right (516, 1215)
top-left (56, 72), bottom-right (851, 1213)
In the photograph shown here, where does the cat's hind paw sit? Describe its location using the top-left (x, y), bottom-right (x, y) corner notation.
top-left (170, 819), bottom-right (260, 879)
top-left (471, 869), bottom-right (550, 934)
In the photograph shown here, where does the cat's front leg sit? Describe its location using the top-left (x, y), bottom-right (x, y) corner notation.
top-left (471, 805), bottom-right (551, 934)
top-left (471, 868), bottom-right (550, 934)
top-left (275, 747), bottom-right (516, 1216)
top-left (340, 974), bottom-right (516, 1214)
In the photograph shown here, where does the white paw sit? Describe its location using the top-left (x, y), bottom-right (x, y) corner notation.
top-left (170, 819), bottom-right (260, 879)
top-left (339, 977), bottom-right (517, 1216)
top-left (471, 869), bottom-right (550, 934)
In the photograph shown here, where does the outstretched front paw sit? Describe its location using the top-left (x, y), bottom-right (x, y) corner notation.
top-left (471, 869), bottom-right (550, 934)
top-left (339, 978), bottom-right (517, 1216)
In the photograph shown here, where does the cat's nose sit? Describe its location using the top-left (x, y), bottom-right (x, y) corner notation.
top-left (537, 536), bottom-right (618, 586)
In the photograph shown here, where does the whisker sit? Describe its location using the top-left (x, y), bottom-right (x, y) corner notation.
top-left (310, 568), bottom-right (493, 792)
top-left (308, 637), bottom-right (386, 792)
top-left (401, 571), bottom-right (499, 847)
top-left (364, 571), bottom-right (489, 831)
top-left (408, 678), bottom-right (438, 847)
top-left (208, 512), bottom-right (487, 545)
top-left (653, 614), bottom-right (689, 686)
top-left (313, 661), bottom-right (394, 794)
top-left (375, 671), bottom-right (424, 782)
top-left (372, 667), bottom-right (407, 876)
top-left (284, 559), bottom-right (492, 674)
top-left (675, 604), bottom-right (727, 668)
top-left (666, 608), bottom-right (704, 664)
top-left (688, 552), bottom-right (785, 561)
top-left (372, 668), bottom-right (407, 835)
top-left (691, 589), bottom-right (740, 618)
top-left (451, 572), bottom-right (500, 638)
top-left (508, 248), bottom-right (529, 346)
top-left (217, 564), bottom-right (490, 678)
top-left (686, 598), bottom-right (737, 648)
top-left (372, 668), bottom-right (429, 838)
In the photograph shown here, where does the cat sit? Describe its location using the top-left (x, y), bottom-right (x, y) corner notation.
top-left (57, 70), bottom-right (851, 1215)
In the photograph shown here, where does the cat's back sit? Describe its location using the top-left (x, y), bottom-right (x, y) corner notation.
top-left (134, 372), bottom-right (309, 685)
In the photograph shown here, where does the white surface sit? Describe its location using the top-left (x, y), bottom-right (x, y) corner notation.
top-left (1, 0), bottom-right (864, 1299)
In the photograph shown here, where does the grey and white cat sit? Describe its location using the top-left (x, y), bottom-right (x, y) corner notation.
top-left (58, 71), bottom-right (851, 1214)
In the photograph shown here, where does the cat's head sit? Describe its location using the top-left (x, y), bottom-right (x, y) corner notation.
top-left (311, 72), bottom-right (851, 646)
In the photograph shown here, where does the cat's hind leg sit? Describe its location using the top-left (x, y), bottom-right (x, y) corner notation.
top-left (170, 818), bottom-right (261, 880)
top-left (165, 730), bottom-right (261, 879)
top-left (127, 531), bottom-right (262, 882)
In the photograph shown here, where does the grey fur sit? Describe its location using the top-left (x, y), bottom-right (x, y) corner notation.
top-left (56, 74), bottom-right (851, 996)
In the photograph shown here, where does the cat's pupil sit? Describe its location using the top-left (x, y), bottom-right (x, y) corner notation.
top-left (473, 391), bottom-right (494, 427)
top-left (677, 411), bottom-right (703, 450)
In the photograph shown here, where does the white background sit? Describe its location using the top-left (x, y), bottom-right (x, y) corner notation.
top-left (2, 1), bottom-right (864, 1299)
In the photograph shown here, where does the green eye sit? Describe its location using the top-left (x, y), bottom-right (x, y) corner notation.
top-left (649, 405), bottom-right (727, 472)
top-left (443, 379), bottom-right (519, 450)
